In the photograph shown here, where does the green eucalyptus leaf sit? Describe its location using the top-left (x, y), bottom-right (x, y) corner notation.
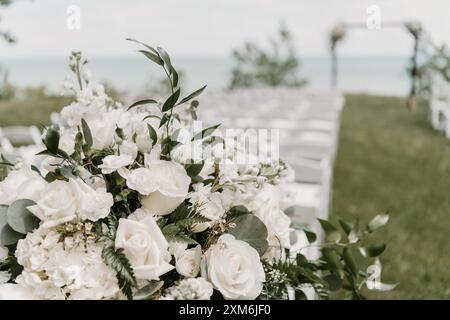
top-left (7, 199), bottom-right (38, 234)
top-left (343, 247), bottom-right (358, 275)
top-left (322, 248), bottom-right (342, 271)
top-left (185, 161), bottom-right (204, 178)
top-left (143, 115), bottom-right (161, 121)
top-left (44, 126), bottom-right (60, 155)
top-left (138, 50), bottom-right (163, 66)
top-left (133, 281), bottom-right (164, 300)
top-left (162, 88), bottom-right (181, 112)
top-left (192, 124), bottom-right (220, 141)
top-left (178, 85), bottom-right (207, 105)
top-left (323, 273), bottom-right (343, 291)
top-left (366, 244), bottom-right (386, 257)
top-left (366, 214), bottom-right (389, 233)
top-left (172, 67), bottom-right (179, 87)
top-left (128, 99), bottom-right (158, 111)
top-left (0, 207), bottom-right (23, 246)
top-left (318, 218), bottom-right (341, 243)
top-left (294, 289), bottom-right (307, 300)
top-left (126, 38), bottom-right (159, 54)
top-left (156, 47), bottom-right (172, 72)
top-left (228, 214), bottom-right (268, 256)
top-left (159, 114), bottom-right (169, 128)
top-left (147, 124), bottom-right (158, 147)
top-left (338, 219), bottom-right (353, 235)
top-left (81, 118), bottom-right (93, 149)
top-left (227, 206), bottom-right (251, 220)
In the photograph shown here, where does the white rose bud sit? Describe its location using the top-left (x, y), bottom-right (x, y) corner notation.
top-left (175, 245), bottom-right (202, 278)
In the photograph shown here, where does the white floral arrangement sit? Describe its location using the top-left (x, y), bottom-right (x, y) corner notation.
top-left (0, 40), bottom-right (393, 300)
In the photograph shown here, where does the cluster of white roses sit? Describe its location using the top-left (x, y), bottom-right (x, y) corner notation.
top-left (0, 50), bottom-right (297, 300)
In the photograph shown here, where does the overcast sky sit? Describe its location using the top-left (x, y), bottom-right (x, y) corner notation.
top-left (0, 0), bottom-right (449, 59)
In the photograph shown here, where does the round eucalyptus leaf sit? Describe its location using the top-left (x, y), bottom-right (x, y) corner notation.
top-left (133, 281), bottom-right (164, 300)
top-left (0, 223), bottom-right (23, 246)
top-left (0, 205), bottom-right (8, 227)
top-left (7, 199), bottom-right (38, 234)
top-left (228, 214), bottom-right (268, 256)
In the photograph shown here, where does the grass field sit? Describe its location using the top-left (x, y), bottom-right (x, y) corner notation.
top-left (1, 94), bottom-right (449, 299)
top-left (332, 94), bottom-right (450, 299)
top-left (0, 96), bottom-right (71, 127)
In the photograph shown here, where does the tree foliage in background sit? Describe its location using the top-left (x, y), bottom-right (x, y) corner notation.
top-left (405, 20), bottom-right (423, 110)
top-left (0, 67), bottom-right (16, 100)
top-left (229, 25), bottom-right (307, 90)
top-left (0, 0), bottom-right (14, 44)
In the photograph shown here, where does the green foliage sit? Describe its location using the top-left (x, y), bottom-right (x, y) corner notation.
top-left (263, 212), bottom-right (394, 300)
top-left (228, 214), bottom-right (268, 256)
top-left (133, 281), bottom-right (164, 300)
top-left (0, 68), bottom-right (16, 101)
top-left (0, 200), bottom-right (38, 246)
top-left (160, 203), bottom-right (210, 244)
top-left (229, 25), bottom-right (307, 90)
top-left (102, 243), bottom-right (137, 300)
top-left (127, 39), bottom-right (211, 160)
top-left (7, 199), bottom-right (39, 234)
top-left (99, 215), bottom-right (137, 300)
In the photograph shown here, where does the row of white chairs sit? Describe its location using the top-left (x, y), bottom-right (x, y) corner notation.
top-left (199, 89), bottom-right (345, 262)
top-left (430, 97), bottom-right (450, 138)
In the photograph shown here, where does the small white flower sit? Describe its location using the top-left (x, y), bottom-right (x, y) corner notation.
top-left (98, 154), bottom-right (133, 174)
top-left (163, 278), bottom-right (213, 300)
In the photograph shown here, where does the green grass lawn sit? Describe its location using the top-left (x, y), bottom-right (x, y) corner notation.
top-left (0, 96), bottom-right (71, 127)
top-left (333, 94), bottom-right (450, 299)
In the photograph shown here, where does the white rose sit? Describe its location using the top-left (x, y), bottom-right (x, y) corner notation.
top-left (0, 246), bottom-right (8, 262)
top-left (88, 118), bottom-right (116, 150)
top-left (115, 217), bottom-right (174, 280)
top-left (69, 178), bottom-right (113, 222)
top-left (27, 180), bottom-right (77, 228)
top-left (0, 167), bottom-right (46, 205)
top-left (98, 154), bottom-right (134, 174)
top-left (119, 140), bottom-right (138, 160)
top-left (202, 234), bottom-right (265, 300)
top-left (127, 160), bottom-right (191, 215)
top-left (0, 284), bottom-right (37, 300)
top-left (175, 245), bottom-right (202, 278)
top-left (255, 206), bottom-right (291, 249)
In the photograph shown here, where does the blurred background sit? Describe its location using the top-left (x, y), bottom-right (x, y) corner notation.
top-left (1, 0), bottom-right (450, 299)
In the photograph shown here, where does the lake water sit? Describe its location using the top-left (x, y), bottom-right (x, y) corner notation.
top-left (1, 56), bottom-right (410, 96)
